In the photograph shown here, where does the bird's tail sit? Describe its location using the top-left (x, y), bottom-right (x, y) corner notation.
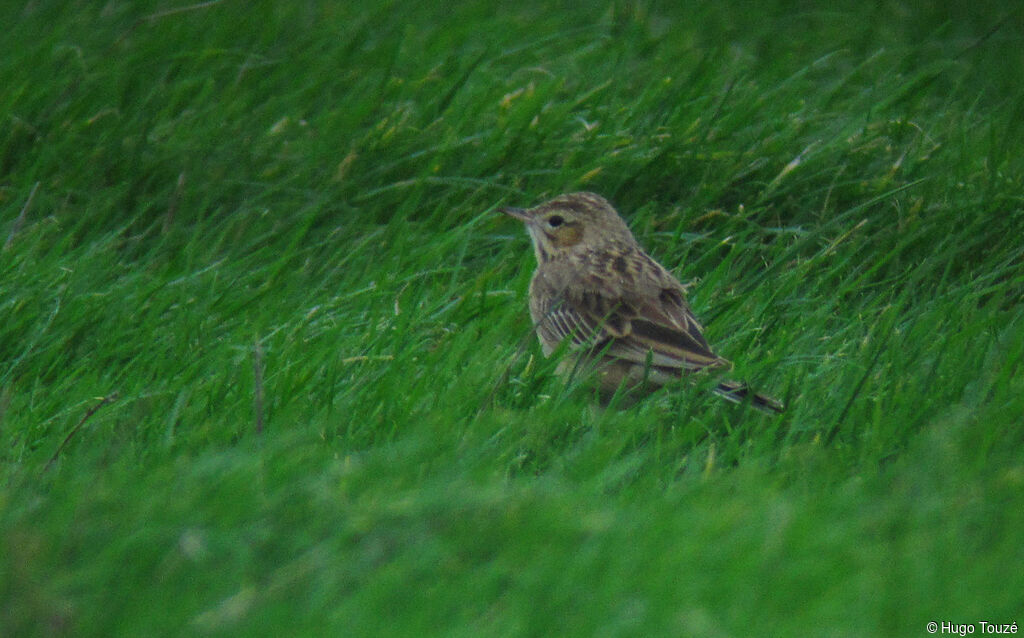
top-left (713, 380), bottom-right (784, 414)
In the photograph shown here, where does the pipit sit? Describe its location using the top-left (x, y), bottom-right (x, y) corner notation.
top-left (501, 191), bottom-right (784, 413)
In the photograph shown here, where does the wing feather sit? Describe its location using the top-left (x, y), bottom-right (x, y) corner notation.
top-left (529, 250), bottom-right (730, 373)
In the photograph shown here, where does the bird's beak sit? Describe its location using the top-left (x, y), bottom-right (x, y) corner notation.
top-left (499, 206), bottom-right (531, 222)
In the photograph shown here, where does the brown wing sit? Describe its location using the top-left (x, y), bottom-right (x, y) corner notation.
top-left (530, 249), bottom-right (729, 372)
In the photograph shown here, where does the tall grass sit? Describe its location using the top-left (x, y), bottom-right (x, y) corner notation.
top-left (2, 1), bottom-right (1022, 635)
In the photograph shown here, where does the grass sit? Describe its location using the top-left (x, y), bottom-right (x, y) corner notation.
top-left (2, 0), bottom-right (1023, 635)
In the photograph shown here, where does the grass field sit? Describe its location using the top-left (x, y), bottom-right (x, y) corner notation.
top-left (2, 1), bottom-right (1023, 635)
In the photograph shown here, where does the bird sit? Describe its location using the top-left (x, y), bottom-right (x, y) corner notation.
top-left (500, 191), bottom-right (784, 413)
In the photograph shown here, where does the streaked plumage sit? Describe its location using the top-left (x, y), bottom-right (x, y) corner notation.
top-left (501, 192), bottom-right (783, 413)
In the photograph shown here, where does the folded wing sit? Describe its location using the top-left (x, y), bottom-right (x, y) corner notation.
top-left (530, 255), bottom-right (730, 373)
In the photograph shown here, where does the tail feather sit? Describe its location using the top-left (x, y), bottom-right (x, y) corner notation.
top-left (713, 380), bottom-right (784, 414)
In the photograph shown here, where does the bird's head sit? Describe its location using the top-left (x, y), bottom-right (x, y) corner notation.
top-left (500, 192), bottom-right (634, 263)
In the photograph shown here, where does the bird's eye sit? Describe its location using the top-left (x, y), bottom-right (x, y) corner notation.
top-left (547, 215), bottom-right (565, 228)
